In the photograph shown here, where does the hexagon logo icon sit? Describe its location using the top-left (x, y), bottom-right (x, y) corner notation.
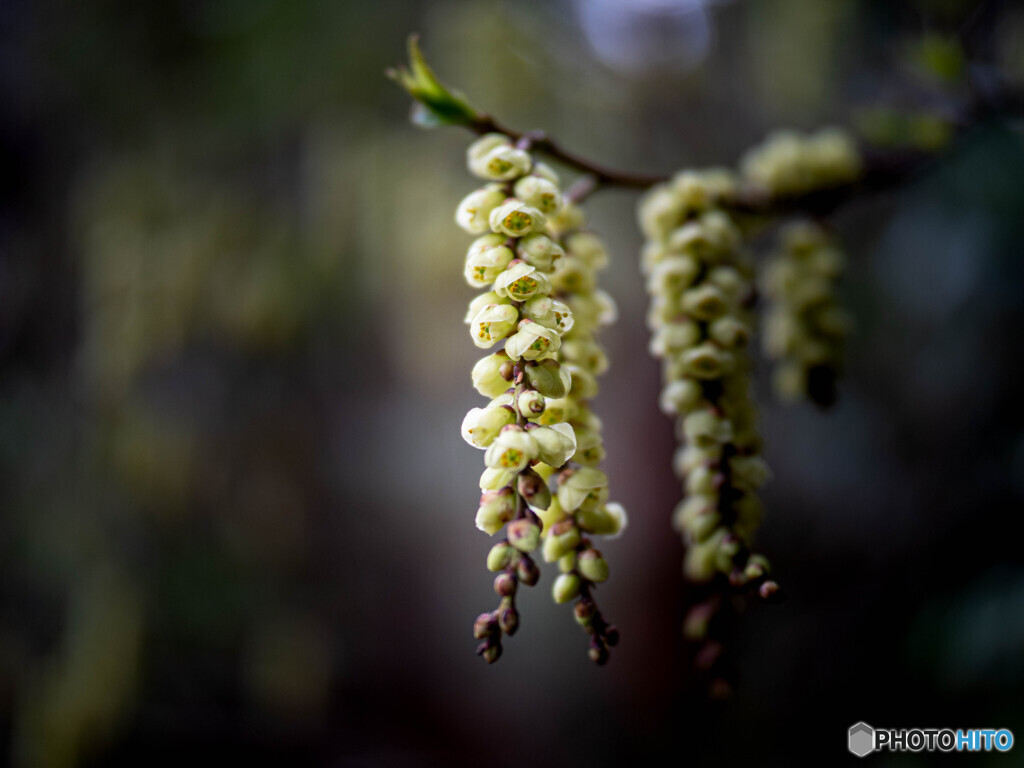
top-left (849, 722), bottom-right (875, 757)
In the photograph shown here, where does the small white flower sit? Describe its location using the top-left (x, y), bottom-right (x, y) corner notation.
top-left (560, 337), bottom-right (608, 375)
top-left (505, 318), bottom-right (562, 361)
top-left (638, 185), bottom-right (684, 241)
top-left (484, 428), bottom-right (539, 472)
top-left (648, 320), bottom-right (701, 357)
top-left (470, 303), bottom-right (519, 348)
top-left (464, 235), bottom-right (514, 288)
top-left (659, 378), bottom-right (703, 416)
top-left (470, 145), bottom-right (533, 181)
top-left (521, 295), bottom-right (574, 334)
top-left (467, 133), bottom-right (511, 164)
top-left (648, 255), bottom-right (700, 297)
top-left (455, 185), bottom-right (507, 235)
top-left (681, 284), bottom-right (729, 321)
top-left (489, 199), bottom-right (546, 238)
top-left (479, 467), bottom-right (517, 491)
top-left (550, 256), bottom-right (595, 294)
top-left (494, 261), bottom-right (551, 302)
top-left (461, 405), bottom-right (516, 449)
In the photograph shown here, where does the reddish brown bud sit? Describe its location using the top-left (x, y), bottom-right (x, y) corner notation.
top-left (498, 605), bottom-right (519, 635)
top-left (516, 555), bottom-right (540, 586)
top-left (494, 572), bottom-right (517, 597)
top-left (473, 612), bottom-right (498, 640)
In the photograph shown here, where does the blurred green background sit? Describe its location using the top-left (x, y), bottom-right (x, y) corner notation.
top-left (2, 0), bottom-right (1024, 765)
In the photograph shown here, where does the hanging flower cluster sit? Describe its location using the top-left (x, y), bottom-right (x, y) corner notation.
top-left (740, 128), bottom-right (862, 197)
top-left (533, 201), bottom-right (626, 664)
top-left (761, 220), bottom-right (850, 406)
top-left (458, 133), bottom-right (623, 664)
top-left (638, 172), bottom-right (779, 656)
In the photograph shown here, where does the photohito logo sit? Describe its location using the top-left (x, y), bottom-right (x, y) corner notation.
top-left (848, 723), bottom-right (1014, 757)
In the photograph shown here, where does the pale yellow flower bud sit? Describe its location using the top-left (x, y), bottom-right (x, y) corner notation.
top-left (576, 501), bottom-right (627, 538)
top-left (464, 234), bottom-right (515, 288)
top-left (530, 161), bottom-right (560, 185)
top-left (516, 388), bottom-right (546, 419)
top-left (681, 284), bottom-right (729, 321)
top-left (530, 423), bottom-right (577, 467)
top-left (557, 467), bottom-right (608, 513)
top-left (461, 405), bottom-right (516, 449)
top-left (543, 522), bottom-right (581, 562)
top-left (471, 352), bottom-right (513, 398)
top-left (475, 488), bottom-right (516, 535)
top-left (505, 318), bottom-right (562, 361)
top-left (535, 395), bottom-right (577, 425)
top-left (560, 337), bottom-right (609, 375)
top-left (681, 342), bottom-right (734, 379)
top-left (577, 549), bottom-right (609, 583)
top-left (672, 444), bottom-right (722, 477)
top-left (489, 199), bottom-right (546, 238)
top-left (468, 133), bottom-right (511, 162)
top-left (545, 201), bottom-right (584, 236)
top-left (565, 232), bottom-right (609, 270)
top-left (470, 303), bottom-right (519, 348)
top-left (524, 359), bottom-right (571, 399)
top-left (536, 495), bottom-right (567, 534)
top-left (648, 255), bottom-right (701, 297)
top-left (571, 426), bottom-right (605, 466)
top-left (683, 409), bottom-right (734, 447)
top-left (708, 316), bottom-right (750, 349)
top-left (550, 256), bottom-right (596, 294)
top-left (516, 233), bottom-right (565, 272)
top-left (564, 364), bottom-right (598, 400)
top-left (456, 185), bottom-right (507, 235)
top-left (479, 467), bottom-right (517, 491)
top-left (706, 266), bottom-right (746, 299)
top-left (730, 455), bottom-right (771, 491)
top-left (638, 185), bottom-right (684, 241)
top-left (659, 378), bottom-right (704, 415)
top-left (513, 175), bottom-right (563, 215)
top-left (649, 320), bottom-right (701, 357)
top-left (494, 261), bottom-right (552, 302)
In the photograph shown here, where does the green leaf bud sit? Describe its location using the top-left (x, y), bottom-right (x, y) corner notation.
top-left (577, 548), bottom-right (609, 583)
top-left (552, 573), bottom-right (581, 604)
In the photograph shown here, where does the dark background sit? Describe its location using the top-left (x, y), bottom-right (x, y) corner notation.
top-left (1, 0), bottom-right (1023, 765)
